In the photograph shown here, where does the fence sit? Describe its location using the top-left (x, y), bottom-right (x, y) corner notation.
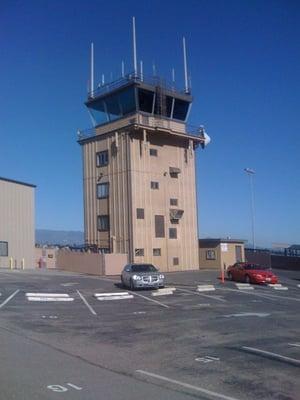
top-left (56, 249), bottom-right (128, 276)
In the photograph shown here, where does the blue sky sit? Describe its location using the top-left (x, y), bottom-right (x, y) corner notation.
top-left (0, 0), bottom-right (299, 247)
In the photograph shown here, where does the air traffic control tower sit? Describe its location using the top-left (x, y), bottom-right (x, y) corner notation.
top-left (78, 28), bottom-right (210, 272)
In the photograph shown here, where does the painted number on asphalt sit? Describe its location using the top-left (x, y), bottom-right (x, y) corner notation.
top-left (47, 383), bottom-right (82, 392)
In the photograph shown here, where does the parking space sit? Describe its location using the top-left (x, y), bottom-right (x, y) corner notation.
top-left (0, 268), bottom-right (299, 400)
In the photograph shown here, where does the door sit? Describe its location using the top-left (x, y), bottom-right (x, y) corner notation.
top-left (235, 245), bottom-right (243, 262)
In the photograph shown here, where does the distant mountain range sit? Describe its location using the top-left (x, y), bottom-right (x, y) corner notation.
top-left (36, 229), bottom-right (84, 245)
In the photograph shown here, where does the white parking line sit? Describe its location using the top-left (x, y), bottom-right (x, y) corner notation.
top-left (220, 287), bottom-right (300, 302)
top-left (27, 297), bottom-right (74, 302)
top-left (26, 293), bottom-right (74, 302)
top-left (0, 289), bottom-right (20, 309)
top-left (235, 283), bottom-right (254, 290)
top-left (136, 370), bottom-right (241, 400)
top-left (288, 343), bottom-right (300, 348)
top-left (197, 285), bottom-right (216, 292)
top-left (76, 290), bottom-right (97, 315)
top-left (26, 293), bottom-right (71, 297)
top-left (241, 346), bottom-right (300, 367)
top-left (177, 287), bottom-right (227, 302)
top-left (130, 291), bottom-right (170, 308)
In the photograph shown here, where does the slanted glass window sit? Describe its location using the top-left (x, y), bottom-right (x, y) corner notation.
top-left (135, 248), bottom-right (144, 256)
top-left (0, 241), bottom-right (8, 256)
top-left (105, 93), bottom-right (121, 121)
top-left (97, 183), bottom-right (109, 199)
top-left (169, 228), bottom-right (177, 239)
top-left (88, 99), bottom-right (108, 125)
top-left (166, 96), bottom-right (173, 118)
top-left (138, 89), bottom-right (154, 113)
top-left (173, 99), bottom-right (189, 121)
top-left (97, 215), bottom-right (109, 231)
top-left (118, 87), bottom-right (136, 114)
top-left (151, 181), bottom-right (159, 190)
top-left (96, 150), bottom-right (109, 167)
top-left (153, 248), bottom-right (161, 256)
top-left (136, 208), bottom-right (144, 219)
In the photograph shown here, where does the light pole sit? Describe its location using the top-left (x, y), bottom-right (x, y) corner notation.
top-left (244, 168), bottom-right (256, 250)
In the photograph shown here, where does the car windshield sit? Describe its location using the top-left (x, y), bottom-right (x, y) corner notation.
top-left (244, 264), bottom-right (271, 270)
top-left (131, 264), bottom-right (157, 273)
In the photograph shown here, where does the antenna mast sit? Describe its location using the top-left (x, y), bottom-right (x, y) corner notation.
top-left (132, 16), bottom-right (137, 76)
top-left (183, 37), bottom-right (189, 93)
top-left (121, 60), bottom-right (125, 78)
top-left (91, 42), bottom-right (94, 95)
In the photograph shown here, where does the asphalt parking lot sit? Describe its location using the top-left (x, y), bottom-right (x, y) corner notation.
top-left (0, 268), bottom-right (299, 400)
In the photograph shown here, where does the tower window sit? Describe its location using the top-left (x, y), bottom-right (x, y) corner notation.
top-left (137, 208), bottom-right (145, 219)
top-left (170, 198), bottom-right (178, 206)
top-left (96, 150), bottom-right (109, 167)
top-left (97, 215), bottom-right (109, 231)
top-left (150, 148), bottom-right (158, 157)
top-left (135, 248), bottom-right (144, 256)
top-left (153, 248), bottom-right (161, 256)
top-left (155, 215), bottom-right (165, 238)
top-left (169, 228), bottom-right (177, 239)
top-left (0, 241), bottom-right (8, 257)
top-left (151, 181), bottom-right (159, 190)
top-left (97, 182), bottom-right (109, 199)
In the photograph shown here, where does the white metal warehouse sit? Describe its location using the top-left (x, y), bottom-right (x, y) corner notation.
top-left (0, 177), bottom-right (35, 269)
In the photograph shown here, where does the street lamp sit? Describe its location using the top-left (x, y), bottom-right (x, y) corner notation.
top-left (244, 168), bottom-right (256, 250)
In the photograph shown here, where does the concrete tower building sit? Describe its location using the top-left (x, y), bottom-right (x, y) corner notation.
top-left (78, 30), bottom-right (209, 272)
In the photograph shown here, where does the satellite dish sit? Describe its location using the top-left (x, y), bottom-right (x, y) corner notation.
top-left (198, 126), bottom-right (211, 149)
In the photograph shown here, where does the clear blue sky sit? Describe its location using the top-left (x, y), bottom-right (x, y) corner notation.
top-left (1, 0), bottom-right (299, 247)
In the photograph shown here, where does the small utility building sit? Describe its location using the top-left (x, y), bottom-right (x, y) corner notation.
top-left (0, 177), bottom-right (36, 269)
top-left (199, 238), bottom-right (245, 270)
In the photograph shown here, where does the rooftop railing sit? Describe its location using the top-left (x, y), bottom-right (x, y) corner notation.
top-left (77, 112), bottom-right (203, 141)
top-left (88, 72), bottom-right (191, 100)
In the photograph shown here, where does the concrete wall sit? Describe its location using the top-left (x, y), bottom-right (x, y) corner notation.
top-left (245, 250), bottom-right (272, 268)
top-left (0, 178), bottom-right (35, 269)
top-left (35, 247), bottom-right (57, 269)
top-left (271, 255), bottom-right (300, 271)
top-left (56, 250), bottom-right (128, 276)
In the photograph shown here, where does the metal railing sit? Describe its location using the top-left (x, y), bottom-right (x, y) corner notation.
top-left (77, 112), bottom-right (204, 141)
top-left (88, 72), bottom-right (190, 100)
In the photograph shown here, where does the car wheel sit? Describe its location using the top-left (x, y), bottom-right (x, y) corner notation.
top-left (121, 276), bottom-right (126, 288)
top-left (245, 275), bottom-right (251, 284)
top-left (129, 279), bottom-right (135, 291)
top-left (228, 272), bottom-right (233, 281)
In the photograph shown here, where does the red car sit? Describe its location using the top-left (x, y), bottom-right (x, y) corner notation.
top-left (227, 263), bottom-right (278, 284)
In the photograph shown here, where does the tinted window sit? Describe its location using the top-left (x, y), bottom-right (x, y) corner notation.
top-left (119, 87), bottom-right (136, 114)
top-left (138, 89), bottom-right (154, 113)
top-left (131, 264), bottom-right (157, 273)
top-left (173, 99), bottom-right (189, 121)
top-left (244, 264), bottom-right (270, 270)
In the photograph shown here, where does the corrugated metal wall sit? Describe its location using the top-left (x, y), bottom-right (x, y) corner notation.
top-left (0, 179), bottom-right (35, 268)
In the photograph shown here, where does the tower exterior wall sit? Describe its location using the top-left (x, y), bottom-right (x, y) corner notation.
top-left (81, 120), bottom-right (200, 271)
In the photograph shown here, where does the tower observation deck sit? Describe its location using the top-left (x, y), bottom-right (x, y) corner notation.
top-left (78, 72), bottom-right (208, 146)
